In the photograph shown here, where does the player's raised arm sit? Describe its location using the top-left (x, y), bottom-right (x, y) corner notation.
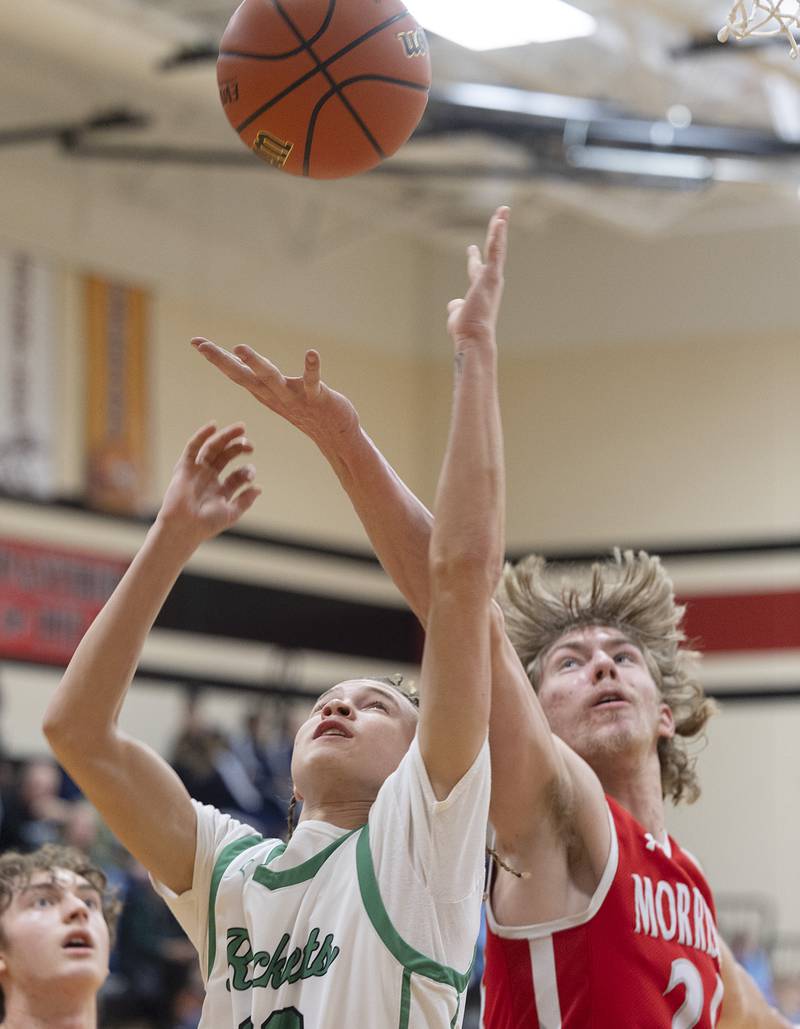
top-left (190, 218), bottom-right (594, 833)
top-left (413, 207), bottom-right (508, 798)
top-left (42, 424), bottom-right (260, 896)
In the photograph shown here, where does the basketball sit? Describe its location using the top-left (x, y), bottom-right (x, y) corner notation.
top-left (217, 0), bottom-right (432, 179)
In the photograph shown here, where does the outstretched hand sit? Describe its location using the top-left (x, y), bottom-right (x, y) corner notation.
top-left (447, 206), bottom-right (510, 348)
top-left (156, 423), bottom-right (261, 547)
top-left (191, 340), bottom-right (358, 447)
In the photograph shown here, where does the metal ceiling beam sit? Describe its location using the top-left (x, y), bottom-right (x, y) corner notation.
top-left (423, 82), bottom-right (800, 158)
top-left (3, 77), bottom-right (800, 192)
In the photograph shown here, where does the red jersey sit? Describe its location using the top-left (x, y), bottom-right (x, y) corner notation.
top-left (482, 796), bottom-right (723, 1028)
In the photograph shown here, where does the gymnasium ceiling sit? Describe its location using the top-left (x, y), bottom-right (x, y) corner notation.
top-left (4, 0), bottom-right (800, 240)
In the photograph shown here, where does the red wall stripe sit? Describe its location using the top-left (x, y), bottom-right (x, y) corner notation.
top-left (679, 591), bottom-right (800, 653)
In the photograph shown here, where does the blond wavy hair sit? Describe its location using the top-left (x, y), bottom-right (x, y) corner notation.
top-left (497, 549), bottom-right (716, 805)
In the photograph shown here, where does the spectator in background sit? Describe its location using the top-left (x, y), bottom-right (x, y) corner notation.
top-left (170, 965), bottom-right (205, 1029)
top-left (170, 720), bottom-right (259, 821)
top-left (732, 929), bottom-right (778, 1008)
top-left (0, 843), bottom-right (119, 1028)
top-left (261, 703), bottom-right (299, 807)
top-left (230, 706), bottom-right (286, 837)
top-left (170, 697), bottom-right (280, 834)
top-left (0, 758), bottom-right (71, 852)
top-left (107, 860), bottom-right (196, 1029)
top-left (62, 800), bottom-right (129, 896)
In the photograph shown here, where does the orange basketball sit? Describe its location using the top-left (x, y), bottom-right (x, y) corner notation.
top-left (217, 0), bottom-right (431, 179)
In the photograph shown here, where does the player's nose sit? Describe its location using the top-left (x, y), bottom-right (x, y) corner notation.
top-left (322, 698), bottom-right (354, 718)
top-left (592, 651), bottom-right (617, 682)
top-left (63, 895), bottom-right (91, 923)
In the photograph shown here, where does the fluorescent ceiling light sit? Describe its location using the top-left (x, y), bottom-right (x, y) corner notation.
top-left (566, 145), bottom-right (713, 182)
top-left (437, 82), bottom-right (612, 122)
top-left (407, 0), bottom-right (596, 51)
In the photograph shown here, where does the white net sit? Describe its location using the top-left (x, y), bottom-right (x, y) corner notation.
top-left (718, 0), bottom-right (800, 56)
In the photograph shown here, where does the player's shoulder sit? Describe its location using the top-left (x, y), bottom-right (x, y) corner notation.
top-left (192, 800), bottom-right (280, 862)
top-left (608, 801), bottom-right (712, 886)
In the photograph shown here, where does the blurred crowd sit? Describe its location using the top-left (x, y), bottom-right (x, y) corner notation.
top-left (730, 930), bottom-right (800, 1023)
top-left (0, 693), bottom-right (298, 1029)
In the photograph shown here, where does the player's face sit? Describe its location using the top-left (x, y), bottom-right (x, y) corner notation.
top-left (292, 679), bottom-right (418, 805)
top-left (0, 868), bottom-right (110, 1003)
top-left (536, 625), bottom-right (674, 771)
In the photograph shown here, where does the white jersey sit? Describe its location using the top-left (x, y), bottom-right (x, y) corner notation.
top-left (153, 735), bottom-right (490, 1029)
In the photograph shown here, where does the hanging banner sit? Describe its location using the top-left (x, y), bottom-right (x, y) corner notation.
top-left (0, 537), bottom-right (125, 665)
top-left (84, 276), bottom-right (149, 514)
top-left (0, 250), bottom-right (56, 497)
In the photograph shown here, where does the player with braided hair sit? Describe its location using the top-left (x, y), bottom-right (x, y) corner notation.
top-left (44, 207), bottom-right (509, 1028)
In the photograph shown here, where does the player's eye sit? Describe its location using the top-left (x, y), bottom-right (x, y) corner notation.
top-left (32, 895), bottom-right (55, 908)
top-left (84, 895), bottom-right (101, 910)
top-left (614, 651), bottom-right (635, 664)
top-left (366, 700), bottom-right (388, 711)
top-left (559, 656), bottom-right (579, 670)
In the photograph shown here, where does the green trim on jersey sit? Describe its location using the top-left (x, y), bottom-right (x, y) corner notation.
top-left (207, 834), bottom-right (266, 977)
top-left (400, 968), bottom-right (412, 1026)
top-left (355, 822), bottom-right (474, 1027)
top-left (253, 829), bottom-right (358, 891)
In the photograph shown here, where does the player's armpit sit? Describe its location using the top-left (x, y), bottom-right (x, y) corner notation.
top-left (718, 936), bottom-right (795, 1028)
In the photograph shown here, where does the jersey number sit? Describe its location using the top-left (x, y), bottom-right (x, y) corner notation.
top-left (238, 1009), bottom-right (304, 1029)
top-left (664, 958), bottom-right (723, 1029)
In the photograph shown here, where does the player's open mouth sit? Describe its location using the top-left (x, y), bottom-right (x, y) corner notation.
top-left (63, 931), bottom-right (93, 951)
top-left (592, 692), bottom-right (628, 708)
top-left (313, 719), bottom-right (353, 740)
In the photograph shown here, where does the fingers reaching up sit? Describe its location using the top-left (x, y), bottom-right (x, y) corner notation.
top-left (303, 349), bottom-right (322, 399)
top-left (447, 205), bottom-right (510, 348)
top-left (195, 422), bottom-right (253, 474)
top-left (182, 421), bottom-right (219, 465)
top-left (160, 422), bottom-right (261, 545)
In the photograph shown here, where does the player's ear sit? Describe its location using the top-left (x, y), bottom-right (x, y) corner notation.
top-left (657, 702), bottom-right (675, 740)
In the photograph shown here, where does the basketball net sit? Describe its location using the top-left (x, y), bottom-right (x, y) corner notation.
top-left (718, 0), bottom-right (800, 57)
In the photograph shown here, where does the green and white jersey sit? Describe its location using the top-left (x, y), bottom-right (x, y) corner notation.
top-left (153, 735), bottom-right (489, 1029)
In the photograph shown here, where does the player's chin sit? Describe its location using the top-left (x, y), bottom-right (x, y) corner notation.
top-left (588, 719), bottom-right (639, 752)
top-left (57, 953), bottom-right (108, 986)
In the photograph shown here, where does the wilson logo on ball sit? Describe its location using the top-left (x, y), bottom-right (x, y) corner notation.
top-left (252, 131), bottom-right (294, 169)
top-left (219, 80), bottom-right (239, 107)
top-left (396, 28), bottom-right (428, 58)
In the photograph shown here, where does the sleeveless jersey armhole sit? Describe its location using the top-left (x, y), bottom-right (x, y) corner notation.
top-left (485, 802), bottom-right (619, 940)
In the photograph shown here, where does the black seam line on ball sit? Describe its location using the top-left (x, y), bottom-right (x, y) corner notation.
top-left (273, 0), bottom-right (386, 165)
top-left (302, 74), bottom-right (428, 175)
top-left (234, 9), bottom-right (409, 135)
top-left (219, 0), bottom-right (336, 63)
